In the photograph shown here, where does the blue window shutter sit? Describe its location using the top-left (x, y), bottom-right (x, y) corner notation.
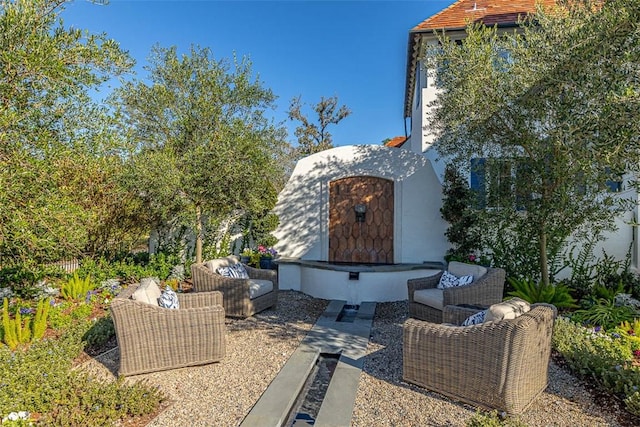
top-left (470, 158), bottom-right (486, 209)
top-left (604, 167), bottom-right (622, 192)
top-left (606, 180), bottom-right (622, 192)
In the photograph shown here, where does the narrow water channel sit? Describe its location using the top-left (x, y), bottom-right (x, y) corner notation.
top-left (287, 353), bottom-right (340, 426)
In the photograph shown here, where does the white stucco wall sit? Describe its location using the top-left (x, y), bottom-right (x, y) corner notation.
top-left (273, 145), bottom-right (450, 264)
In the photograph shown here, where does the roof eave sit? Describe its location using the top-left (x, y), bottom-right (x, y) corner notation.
top-left (403, 22), bottom-right (520, 118)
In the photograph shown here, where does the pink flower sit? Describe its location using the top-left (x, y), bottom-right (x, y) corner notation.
top-left (468, 254), bottom-right (476, 262)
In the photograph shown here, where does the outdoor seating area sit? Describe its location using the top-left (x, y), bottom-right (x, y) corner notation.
top-left (85, 289), bottom-right (631, 426)
top-left (110, 280), bottom-right (226, 376)
top-left (403, 302), bottom-right (557, 415)
top-left (190, 255), bottom-right (278, 318)
top-left (407, 261), bottom-right (506, 323)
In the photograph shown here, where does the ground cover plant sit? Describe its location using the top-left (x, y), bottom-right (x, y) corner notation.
top-left (0, 253), bottom-right (185, 425)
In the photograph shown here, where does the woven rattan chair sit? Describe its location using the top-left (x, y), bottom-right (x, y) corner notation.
top-left (110, 284), bottom-right (226, 376)
top-left (190, 255), bottom-right (278, 318)
top-left (407, 262), bottom-right (505, 323)
top-left (403, 304), bottom-right (556, 415)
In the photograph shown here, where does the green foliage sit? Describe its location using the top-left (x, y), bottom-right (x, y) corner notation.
top-left (507, 277), bottom-right (577, 308)
top-left (428, 0), bottom-right (640, 286)
top-left (440, 164), bottom-right (483, 261)
top-left (47, 302), bottom-right (72, 331)
top-left (2, 299), bottom-right (29, 350)
top-left (61, 274), bottom-right (95, 302)
top-left (625, 392), bottom-right (640, 417)
top-left (570, 299), bottom-right (639, 330)
top-left (31, 298), bottom-right (50, 341)
top-left (553, 317), bottom-right (640, 416)
top-left (246, 212), bottom-right (280, 250)
top-left (613, 320), bottom-right (640, 352)
top-left (480, 211), bottom-right (568, 284)
top-left (466, 410), bottom-right (527, 426)
top-left (69, 303), bottom-right (94, 323)
top-left (0, 264), bottom-right (66, 299)
top-left (0, 0), bottom-right (134, 266)
top-left (74, 253), bottom-right (181, 285)
top-left (1, 297), bottom-right (51, 350)
top-left (562, 239), bottom-right (634, 301)
top-left (37, 375), bottom-right (163, 426)
top-left (114, 44), bottom-right (289, 263)
top-left (82, 315), bottom-right (115, 349)
top-left (0, 322), bottom-right (163, 425)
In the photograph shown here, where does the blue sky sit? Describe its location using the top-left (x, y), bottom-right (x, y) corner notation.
top-left (62, 0), bottom-right (455, 147)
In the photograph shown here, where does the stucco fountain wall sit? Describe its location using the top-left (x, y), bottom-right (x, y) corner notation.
top-left (272, 145), bottom-right (448, 303)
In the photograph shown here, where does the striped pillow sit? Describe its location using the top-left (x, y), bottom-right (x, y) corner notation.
top-left (217, 263), bottom-right (249, 279)
top-left (437, 270), bottom-right (474, 289)
top-left (461, 310), bottom-right (487, 326)
top-left (158, 286), bottom-right (179, 309)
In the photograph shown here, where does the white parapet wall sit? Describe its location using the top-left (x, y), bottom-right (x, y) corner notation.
top-left (277, 260), bottom-right (441, 304)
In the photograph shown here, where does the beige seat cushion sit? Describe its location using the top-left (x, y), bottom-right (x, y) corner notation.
top-left (447, 261), bottom-right (487, 281)
top-left (131, 278), bottom-right (161, 306)
top-left (413, 288), bottom-right (444, 310)
top-left (248, 279), bottom-right (273, 299)
top-left (485, 297), bottom-right (530, 322)
top-left (205, 256), bottom-right (239, 273)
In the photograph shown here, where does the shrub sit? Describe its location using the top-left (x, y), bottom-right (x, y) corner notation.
top-left (82, 316), bottom-right (115, 349)
top-left (61, 274), bottom-right (95, 302)
top-left (2, 298), bottom-right (31, 350)
top-left (570, 299), bottom-right (639, 330)
top-left (465, 410), bottom-right (527, 426)
top-left (553, 317), bottom-right (640, 416)
top-left (440, 164), bottom-right (483, 262)
top-left (75, 252), bottom-right (182, 285)
top-left (0, 320), bottom-right (163, 425)
top-left (47, 302), bottom-right (73, 331)
top-left (31, 298), bottom-right (50, 341)
top-left (507, 277), bottom-right (577, 308)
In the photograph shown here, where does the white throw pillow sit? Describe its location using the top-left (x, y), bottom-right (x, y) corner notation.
top-left (437, 270), bottom-right (474, 289)
top-left (131, 278), bottom-right (161, 306)
top-left (485, 297), bottom-right (531, 322)
top-left (205, 256), bottom-right (238, 273)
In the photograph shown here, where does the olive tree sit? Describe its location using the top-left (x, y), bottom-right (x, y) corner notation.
top-left (427, 0), bottom-right (640, 285)
top-left (287, 95), bottom-right (351, 158)
top-left (0, 0), bottom-right (133, 266)
top-left (114, 45), bottom-right (288, 263)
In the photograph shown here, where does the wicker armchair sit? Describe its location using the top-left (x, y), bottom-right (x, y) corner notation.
top-left (110, 284), bottom-right (226, 376)
top-left (403, 304), bottom-right (556, 415)
top-left (407, 262), bottom-right (505, 323)
top-left (190, 255), bottom-right (278, 318)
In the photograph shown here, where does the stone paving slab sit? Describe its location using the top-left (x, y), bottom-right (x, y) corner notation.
top-left (240, 300), bottom-right (376, 427)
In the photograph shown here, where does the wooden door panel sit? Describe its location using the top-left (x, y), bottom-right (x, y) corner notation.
top-left (329, 177), bottom-right (393, 263)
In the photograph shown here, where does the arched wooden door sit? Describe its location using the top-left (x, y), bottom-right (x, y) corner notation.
top-left (328, 176), bottom-right (394, 264)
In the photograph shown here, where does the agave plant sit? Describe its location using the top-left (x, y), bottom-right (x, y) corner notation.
top-left (507, 277), bottom-right (578, 308)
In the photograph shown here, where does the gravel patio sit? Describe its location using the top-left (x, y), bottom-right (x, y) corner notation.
top-left (82, 290), bottom-right (636, 426)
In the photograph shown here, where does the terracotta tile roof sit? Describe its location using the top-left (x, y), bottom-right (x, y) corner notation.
top-left (404, 0), bottom-right (558, 118)
top-left (384, 136), bottom-right (408, 148)
top-left (413, 0), bottom-right (556, 32)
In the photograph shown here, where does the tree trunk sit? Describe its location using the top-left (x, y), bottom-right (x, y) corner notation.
top-left (195, 204), bottom-right (203, 264)
top-left (539, 228), bottom-right (549, 287)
